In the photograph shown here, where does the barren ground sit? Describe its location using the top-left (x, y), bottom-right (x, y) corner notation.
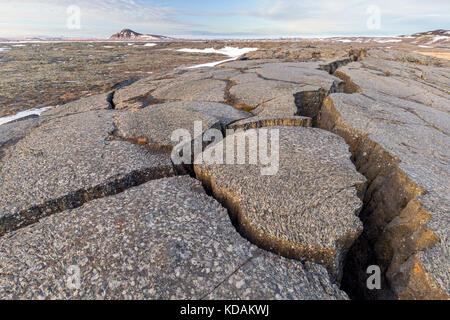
top-left (2, 40), bottom-right (447, 118)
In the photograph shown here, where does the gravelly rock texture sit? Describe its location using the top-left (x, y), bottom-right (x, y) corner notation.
top-left (0, 176), bottom-right (348, 300)
top-left (116, 101), bottom-right (250, 148)
top-left (0, 110), bottom-right (173, 235)
top-left (319, 55), bottom-right (450, 299)
top-left (195, 127), bottom-right (366, 280)
top-left (0, 118), bottom-right (39, 150)
top-left (112, 77), bottom-right (170, 110)
top-left (152, 79), bottom-right (227, 102)
top-left (42, 93), bottom-right (113, 118)
top-left (206, 256), bottom-right (346, 300)
top-left (110, 62), bottom-right (344, 118)
top-left (225, 61), bottom-right (343, 117)
top-left (228, 116), bottom-right (312, 130)
top-left (1, 47), bottom-right (448, 300)
top-left (112, 69), bottom-right (241, 110)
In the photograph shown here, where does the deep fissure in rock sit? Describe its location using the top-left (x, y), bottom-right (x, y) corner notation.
top-left (293, 54), bottom-right (445, 300)
top-left (290, 59), bottom-right (395, 299)
top-left (318, 97), bottom-right (445, 300)
top-left (0, 165), bottom-right (174, 237)
top-left (294, 89), bottom-right (328, 121)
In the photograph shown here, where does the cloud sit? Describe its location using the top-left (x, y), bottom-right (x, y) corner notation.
top-left (236, 0), bottom-right (450, 22)
top-left (0, 0), bottom-right (190, 37)
top-left (0, 0), bottom-right (448, 38)
top-left (202, 0), bottom-right (449, 36)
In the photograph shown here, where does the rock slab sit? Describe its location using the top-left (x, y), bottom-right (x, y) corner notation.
top-left (0, 176), bottom-right (348, 300)
top-left (0, 110), bottom-right (173, 235)
top-left (195, 126), bottom-right (366, 280)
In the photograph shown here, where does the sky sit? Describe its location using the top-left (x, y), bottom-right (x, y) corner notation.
top-left (0, 0), bottom-right (449, 39)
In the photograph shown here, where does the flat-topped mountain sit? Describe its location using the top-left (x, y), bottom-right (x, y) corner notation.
top-left (110, 29), bottom-right (171, 41)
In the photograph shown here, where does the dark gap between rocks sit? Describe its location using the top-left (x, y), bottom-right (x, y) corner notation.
top-left (293, 55), bottom-right (399, 300)
top-left (106, 91), bottom-right (116, 109)
top-left (1, 116), bottom-right (180, 236)
top-left (0, 166), bottom-right (174, 237)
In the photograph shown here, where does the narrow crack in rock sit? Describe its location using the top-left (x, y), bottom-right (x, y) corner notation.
top-left (0, 166), bottom-right (174, 237)
top-left (0, 111), bottom-right (176, 236)
top-left (200, 252), bottom-right (262, 300)
top-left (106, 91), bottom-right (116, 110)
top-left (227, 115), bottom-right (312, 130)
top-left (223, 79), bottom-right (237, 106)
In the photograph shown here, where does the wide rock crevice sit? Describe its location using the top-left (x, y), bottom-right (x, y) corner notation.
top-left (319, 96), bottom-right (448, 299)
top-left (288, 52), bottom-right (449, 300)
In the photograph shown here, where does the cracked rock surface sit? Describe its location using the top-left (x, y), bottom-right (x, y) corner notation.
top-left (116, 101), bottom-right (250, 148)
top-left (225, 61), bottom-right (343, 117)
top-left (1, 48), bottom-right (448, 300)
top-left (228, 115), bottom-right (312, 130)
top-left (41, 93), bottom-right (114, 118)
top-left (0, 176), bottom-right (347, 300)
top-left (195, 126), bottom-right (366, 280)
top-left (0, 110), bottom-right (173, 235)
top-left (0, 118), bottom-right (40, 150)
top-left (319, 51), bottom-right (450, 299)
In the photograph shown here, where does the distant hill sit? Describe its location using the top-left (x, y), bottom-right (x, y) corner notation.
top-left (409, 29), bottom-right (450, 37)
top-left (325, 29), bottom-right (449, 47)
top-left (110, 29), bottom-right (171, 41)
top-left (405, 29), bottom-right (450, 46)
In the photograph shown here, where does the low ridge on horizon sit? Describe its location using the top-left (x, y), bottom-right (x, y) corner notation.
top-left (109, 28), bottom-right (172, 41)
top-left (106, 28), bottom-right (450, 46)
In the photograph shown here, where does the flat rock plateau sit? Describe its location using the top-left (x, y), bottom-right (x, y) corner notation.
top-left (0, 41), bottom-right (449, 300)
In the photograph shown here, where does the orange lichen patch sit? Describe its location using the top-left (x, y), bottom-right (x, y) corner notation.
top-left (413, 262), bottom-right (424, 275)
top-left (397, 255), bottom-right (449, 300)
top-left (137, 137), bottom-right (147, 144)
top-left (333, 70), bottom-right (363, 94)
top-left (416, 51), bottom-right (450, 60)
top-left (59, 92), bottom-right (79, 102)
top-left (117, 218), bottom-right (126, 233)
top-left (234, 103), bottom-right (254, 113)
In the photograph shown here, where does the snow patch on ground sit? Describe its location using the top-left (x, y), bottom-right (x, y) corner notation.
top-left (177, 46), bottom-right (258, 68)
top-left (0, 47), bottom-right (10, 52)
top-left (144, 43), bottom-right (157, 47)
top-left (375, 39), bottom-right (402, 43)
top-left (428, 36), bottom-right (450, 44)
top-left (0, 106), bottom-right (54, 126)
top-left (178, 46), bottom-right (257, 57)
